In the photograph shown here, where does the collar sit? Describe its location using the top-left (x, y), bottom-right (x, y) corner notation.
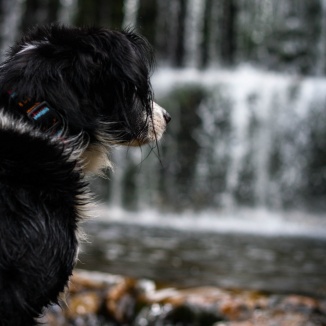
top-left (7, 90), bottom-right (65, 137)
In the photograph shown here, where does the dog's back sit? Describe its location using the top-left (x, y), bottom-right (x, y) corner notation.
top-left (0, 115), bottom-right (84, 325)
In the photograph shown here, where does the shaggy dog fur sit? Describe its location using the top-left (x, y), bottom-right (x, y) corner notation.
top-left (0, 24), bottom-right (170, 325)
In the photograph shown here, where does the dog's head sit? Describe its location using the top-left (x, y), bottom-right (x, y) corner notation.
top-left (0, 24), bottom-right (170, 172)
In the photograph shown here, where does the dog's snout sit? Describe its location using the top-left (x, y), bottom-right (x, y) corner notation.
top-left (150, 102), bottom-right (170, 141)
top-left (163, 110), bottom-right (171, 124)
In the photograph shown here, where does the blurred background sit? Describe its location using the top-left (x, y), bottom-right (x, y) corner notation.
top-left (2, 0), bottom-right (326, 296)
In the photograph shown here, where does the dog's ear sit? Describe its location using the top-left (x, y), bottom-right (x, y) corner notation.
top-left (0, 31), bottom-right (95, 101)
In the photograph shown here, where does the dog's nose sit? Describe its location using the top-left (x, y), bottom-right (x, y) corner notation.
top-left (163, 110), bottom-right (171, 124)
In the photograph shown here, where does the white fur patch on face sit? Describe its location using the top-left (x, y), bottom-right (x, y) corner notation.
top-left (150, 102), bottom-right (169, 141)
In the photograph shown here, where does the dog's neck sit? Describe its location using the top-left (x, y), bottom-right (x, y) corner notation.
top-left (6, 90), bottom-right (65, 137)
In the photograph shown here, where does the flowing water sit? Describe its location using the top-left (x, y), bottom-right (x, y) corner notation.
top-left (78, 209), bottom-right (326, 297)
top-left (101, 67), bottom-right (326, 213)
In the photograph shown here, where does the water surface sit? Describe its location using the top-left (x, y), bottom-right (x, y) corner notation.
top-left (78, 214), bottom-right (326, 298)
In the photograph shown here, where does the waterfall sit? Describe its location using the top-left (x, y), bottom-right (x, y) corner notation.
top-left (206, 1), bottom-right (220, 67)
top-left (145, 67), bottom-right (326, 212)
top-left (58, 0), bottom-right (78, 24)
top-left (316, 0), bottom-right (326, 75)
top-left (155, 0), bottom-right (181, 65)
top-left (122, 0), bottom-right (140, 29)
top-left (0, 0), bottom-right (24, 60)
top-left (183, 0), bottom-right (206, 68)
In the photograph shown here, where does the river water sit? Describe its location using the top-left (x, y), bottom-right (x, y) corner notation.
top-left (78, 208), bottom-right (326, 298)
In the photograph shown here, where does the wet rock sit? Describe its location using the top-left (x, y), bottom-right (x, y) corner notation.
top-left (134, 302), bottom-right (223, 326)
top-left (41, 269), bottom-right (326, 326)
top-left (67, 291), bottom-right (101, 317)
top-left (106, 278), bottom-right (138, 323)
top-left (279, 294), bottom-right (320, 313)
top-left (69, 270), bottom-right (125, 292)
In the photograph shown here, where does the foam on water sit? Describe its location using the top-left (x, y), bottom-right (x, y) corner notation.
top-left (152, 65), bottom-right (326, 94)
top-left (93, 205), bottom-right (326, 239)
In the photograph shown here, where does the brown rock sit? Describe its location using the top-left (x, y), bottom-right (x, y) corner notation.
top-left (66, 291), bottom-right (101, 318)
top-left (280, 294), bottom-right (319, 312)
top-left (106, 277), bottom-right (138, 322)
top-left (69, 269), bottom-right (124, 293)
top-left (41, 270), bottom-right (326, 326)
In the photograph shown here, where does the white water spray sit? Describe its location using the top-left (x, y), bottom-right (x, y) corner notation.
top-left (183, 0), bottom-right (206, 68)
top-left (122, 0), bottom-right (140, 29)
top-left (0, 0), bottom-right (24, 60)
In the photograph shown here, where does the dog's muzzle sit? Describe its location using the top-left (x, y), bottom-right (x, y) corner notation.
top-left (150, 102), bottom-right (171, 141)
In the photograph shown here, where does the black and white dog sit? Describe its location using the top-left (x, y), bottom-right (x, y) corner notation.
top-left (0, 24), bottom-right (170, 325)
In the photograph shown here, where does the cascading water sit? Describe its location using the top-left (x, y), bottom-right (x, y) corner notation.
top-left (0, 0), bottom-right (24, 60)
top-left (183, 0), bottom-right (205, 68)
top-left (122, 0), bottom-right (140, 29)
top-left (58, 0), bottom-right (78, 25)
top-left (94, 0), bottom-right (326, 238)
top-left (316, 0), bottom-right (326, 75)
top-left (107, 67), bottom-right (326, 217)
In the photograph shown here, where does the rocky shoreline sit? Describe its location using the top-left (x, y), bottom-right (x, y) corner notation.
top-left (40, 269), bottom-right (326, 326)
